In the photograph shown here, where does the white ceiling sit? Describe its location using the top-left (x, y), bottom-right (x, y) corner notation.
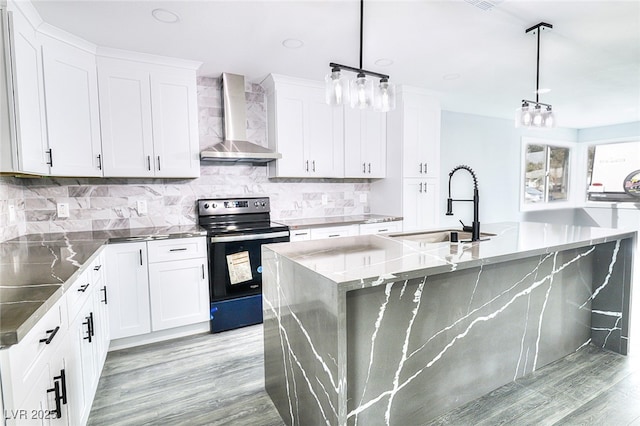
top-left (31, 0), bottom-right (640, 129)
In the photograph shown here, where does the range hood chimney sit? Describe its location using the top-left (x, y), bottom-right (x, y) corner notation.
top-left (200, 73), bottom-right (281, 163)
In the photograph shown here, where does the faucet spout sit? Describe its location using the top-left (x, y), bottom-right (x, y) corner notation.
top-left (446, 165), bottom-right (480, 241)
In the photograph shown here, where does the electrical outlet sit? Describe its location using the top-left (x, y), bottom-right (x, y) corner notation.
top-left (8, 204), bottom-right (16, 223)
top-left (57, 203), bottom-right (70, 218)
top-left (137, 200), bottom-right (148, 215)
top-left (321, 194), bottom-right (328, 205)
top-left (359, 193), bottom-right (367, 203)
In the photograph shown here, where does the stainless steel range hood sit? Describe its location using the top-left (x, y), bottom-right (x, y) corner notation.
top-left (200, 73), bottom-right (281, 164)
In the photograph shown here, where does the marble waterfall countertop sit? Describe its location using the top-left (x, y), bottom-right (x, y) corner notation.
top-left (273, 214), bottom-right (402, 229)
top-left (0, 225), bottom-right (206, 347)
top-left (265, 221), bottom-right (637, 291)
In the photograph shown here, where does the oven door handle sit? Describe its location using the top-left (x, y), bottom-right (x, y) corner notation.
top-left (210, 231), bottom-right (289, 243)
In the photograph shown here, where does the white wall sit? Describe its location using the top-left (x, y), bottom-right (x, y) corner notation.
top-left (439, 111), bottom-right (577, 229)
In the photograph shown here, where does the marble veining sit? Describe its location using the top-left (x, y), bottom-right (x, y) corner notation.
top-left (0, 225), bottom-right (205, 346)
top-left (262, 221), bottom-right (635, 425)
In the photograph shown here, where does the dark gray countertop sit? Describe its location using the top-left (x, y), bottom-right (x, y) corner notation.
top-left (274, 214), bottom-right (403, 230)
top-left (0, 225), bottom-right (206, 347)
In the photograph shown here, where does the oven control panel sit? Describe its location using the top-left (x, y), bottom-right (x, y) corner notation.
top-left (198, 198), bottom-right (270, 216)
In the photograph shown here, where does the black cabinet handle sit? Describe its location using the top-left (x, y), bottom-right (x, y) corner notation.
top-left (419, 163), bottom-right (423, 174)
top-left (169, 248), bottom-right (187, 252)
top-left (368, 163), bottom-right (371, 173)
top-left (89, 312), bottom-right (95, 337)
top-left (77, 283), bottom-right (90, 293)
top-left (424, 163), bottom-right (427, 174)
top-left (47, 380), bottom-right (62, 419)
top-left (147, 155), bottom-right (151, 171)
top-left (39, 326), bottom-right (60, 344)
top-left (312, 160), bottom-right (316, 172)
top-left (157, 156), bottom-right (161, 171)
top-left (46, 149), bottom-right (53, 167)
top-left (363, 162), bottom-right (366, 173)
top-left (328, 234), bottom-right (340, 238)
top-left (93, 264), bottom-right (102, 271)
top-left (101, 286), bottom-right (108, 304)
top-left (201, 264), bottom-right (205, 279)
top-left (83, 313), bottom-right (94, 343)
top-left (305, 160), bottom-right (309, 172)
top-left (139, 249), bottom-right (143, 265)
top-left (53, 369), bottom-right (67, 405)
top-left (97, 154), bottom-right (102, 170)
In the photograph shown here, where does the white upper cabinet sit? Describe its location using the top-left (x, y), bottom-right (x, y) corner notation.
top-left (1, 4), bottom-right (49, 175)
top-left (97, 54), bottom-right (200, 178)
top-left (401, 91), bottom-right (440, 179)
top-left (263, 74), bottom-right (344, 178)
top-left (150, 70), bottom-right (200, 178)
top-left (40, 34), bottom-right (103, 177)
top-left (344, 108), bottom-right (386, 178)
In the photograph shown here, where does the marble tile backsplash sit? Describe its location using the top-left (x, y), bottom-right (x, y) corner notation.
top-left (0, 77), bottom-right (370, 239)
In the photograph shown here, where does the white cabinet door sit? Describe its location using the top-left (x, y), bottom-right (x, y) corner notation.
top-left (310, 224), bottom-right (359, 240)
top-left (93, 273), bottom-right (109, 368)
top-left (97, 57), bottom-right (154, 177)
top-left (150, 70), bottom-right (199, 178)
top-left (305, 90), bottom-right (343, 178)
top-left (344, 108), bottom-right (386, 178)
top-left (105, 242), bottom-right (151, 339)
top-left (148, 257), bottom-right (209, 331)
top-left (41, 35), bottom-right (102, 177)
top-left (402, 179), bottom-right (438, 232)
top-left (6, 7), bottom-right (49, 175)
top-left (70, 301), bottom-right (97, 424)
top-left (401, 92), bottom-right (440, 179)
top-left (359, 221), bottom-right (402, 235)
top-left (265, 75), bottom-right (344, 178)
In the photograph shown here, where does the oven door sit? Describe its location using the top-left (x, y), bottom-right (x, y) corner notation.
top-left (209, 230), bottom-right (289, 301)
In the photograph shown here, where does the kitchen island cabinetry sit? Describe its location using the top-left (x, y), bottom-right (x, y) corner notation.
top-left (263, 74), bottom-right (344, 178)
top-left (0, 3), bottom-right (49, 175)
top-left (262, 222), bottom-right (635, 425)
top-left (344, 108), bottom-right (386, 178)
top-left (97, 54), bottom-right (200, 178)
top-left (40, 33), bottom-right (103, 177)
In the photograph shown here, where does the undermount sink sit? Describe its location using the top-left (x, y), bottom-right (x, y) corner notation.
top-left (388, 229), bottom-right (496, 243)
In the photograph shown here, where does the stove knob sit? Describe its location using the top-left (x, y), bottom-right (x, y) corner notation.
top-left (212, 203), bottom-right (217, 209)
top-left (254, 201), bottom-right (260, 207)
top-left (261, 201), bottom-right (267, 207)
top-left (204, 203), bottom-right (209, 209)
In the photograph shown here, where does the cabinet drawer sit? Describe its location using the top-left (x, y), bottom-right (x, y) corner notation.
top-left (147, 237), bottom-right (207, 263)
top-left (310, 225), bottom-right (359, 240)
top-left (1, 297), bottom-right (66, 407)
top-left (66, 269), bottom-right (94, 324)
top-left (359, 221), bottom-right (403, 235)
top-left (289, 229), bottom-right (311, 242)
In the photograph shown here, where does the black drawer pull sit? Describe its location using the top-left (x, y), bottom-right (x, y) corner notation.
top-left (140, 249), bottom-right (143, 265)
top-left (78, 283), bottom-right (90, 293)
top-left (101, 286), bottom-right (108, 304)
top-left (53, 369), bottom-right (67, 405)
top-left (202, 264), bottom-right (205, 279)
top-left (47, 380), bottom-right (62, 419)
top-left (378, 229), bottom-right (388, 232)
top-left (93, 264), bottom-right (102, 271)
top-left (294, 232), bottom-right (308, 236)
top-left (39, 326), bottom-right (60, 344)
top-left (169, 248), bottom-right (188, 252)
top-left (328, 234), bottom-right (340, 237)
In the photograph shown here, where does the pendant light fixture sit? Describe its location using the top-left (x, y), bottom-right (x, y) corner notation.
top-left (516, 22), bottom-right (556, 128)
top-left (325, 0), bottom-right (395, 112)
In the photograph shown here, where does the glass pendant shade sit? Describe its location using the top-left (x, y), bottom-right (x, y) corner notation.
top-left (325, 69), bottom-right (349, 106)
top-left (543, 107), bottom-right (556, 128)
top-left (350, 74), bottom-right (374, 109)
top-left (515, 103), bottom-right (532, 128)
top-left (532, 105), bottom-right (544, 127)
top-left (374, 79), bottom-right (396, 112)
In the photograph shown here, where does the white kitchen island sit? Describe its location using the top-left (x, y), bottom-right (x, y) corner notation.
top-left (261, 222), bottom-right (636, 426)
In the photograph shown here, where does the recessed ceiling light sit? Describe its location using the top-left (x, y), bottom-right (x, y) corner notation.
top-left (282, 39), bottom-right (304, 49)
top-left (374, 58), bottom-right (394, 67)
top-left (443, 73), bottom-right (461, 80)
top-left (152, 8), bottom-right (180, 24)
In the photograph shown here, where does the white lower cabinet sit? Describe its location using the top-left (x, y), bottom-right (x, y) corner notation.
top-left (105, 242), bottom-right (151, 339)
top-left (358, 221), bottom-right (403, 235)
top-left (106, 237), bottom-right (209, 340)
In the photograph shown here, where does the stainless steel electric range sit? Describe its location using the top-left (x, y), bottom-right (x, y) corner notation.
top-left (197, 197), bottom-right (289, 333)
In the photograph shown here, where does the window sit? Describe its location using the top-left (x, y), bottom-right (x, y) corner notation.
top-left (521, 138), bottom-right (575, 211)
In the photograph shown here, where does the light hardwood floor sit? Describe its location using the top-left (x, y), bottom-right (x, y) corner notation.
top-left (88, 325), bottom-right (639, 426)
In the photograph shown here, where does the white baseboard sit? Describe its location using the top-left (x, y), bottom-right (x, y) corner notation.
top-left (108, 322), bottom-right (210, 351)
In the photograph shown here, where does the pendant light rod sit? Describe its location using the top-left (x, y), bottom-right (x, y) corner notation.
top-left (328, 62), bottom-right (389, 80)
top-left (525, 22), bottom-right (553, 103)
top-left (359, 0), bottom-right (364, 71)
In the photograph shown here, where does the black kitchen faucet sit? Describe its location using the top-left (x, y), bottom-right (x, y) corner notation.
top-left (446, 165), bottom-right (480, 242)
